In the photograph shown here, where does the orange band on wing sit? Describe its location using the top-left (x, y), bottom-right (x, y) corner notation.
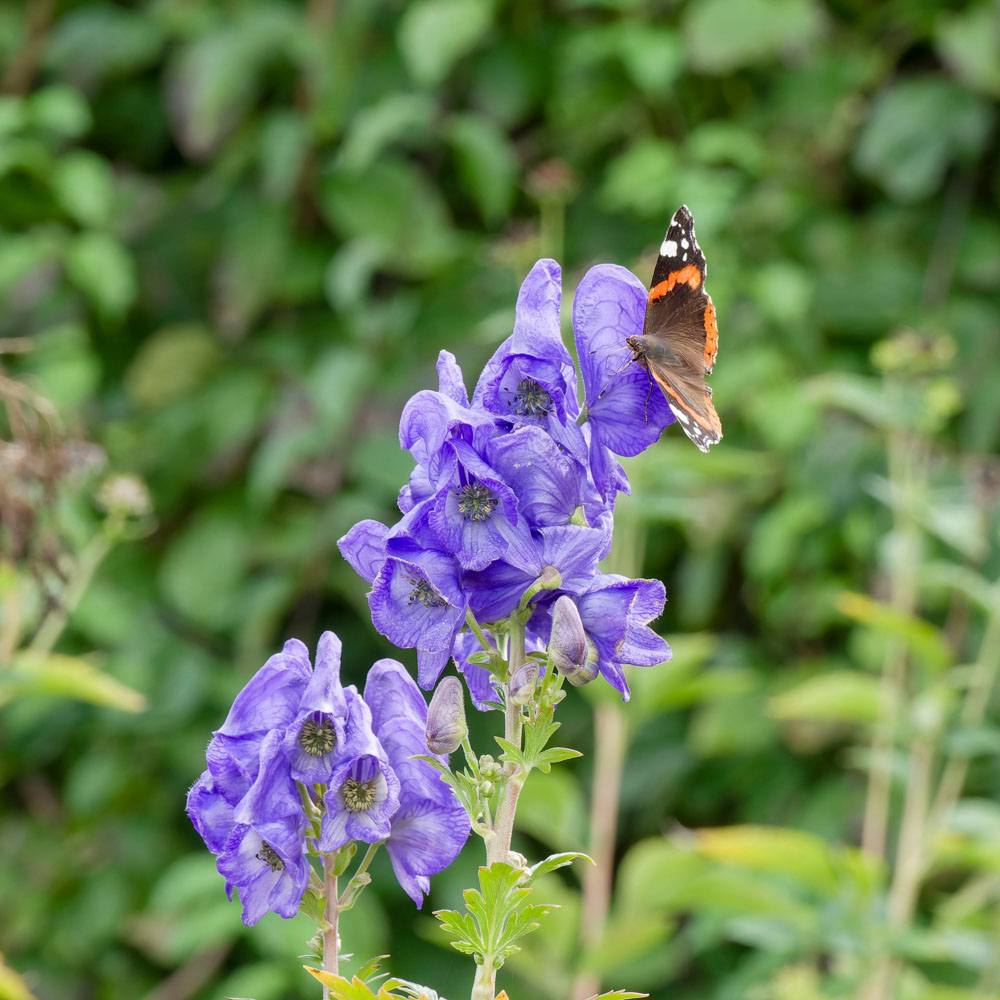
top-left (703, 301), bottom-right (718, 371)
top-left (650, 370), bottom-right (722, 435)
top-left (649, 265), bottom-right (701, 303)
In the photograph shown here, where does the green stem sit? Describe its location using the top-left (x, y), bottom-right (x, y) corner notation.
top-left (929, 605), bottom-right (1000, 830)
top-left (322, 856), bottom-right (338, 1000)
top-left (28, 527), bottom-right (115, 657)
top-left (465, 608), bottom-right (492, 656)
top-left (338, 841), bottom-right (381, 911)
top-left (476, 615), bottom-right (527, 999)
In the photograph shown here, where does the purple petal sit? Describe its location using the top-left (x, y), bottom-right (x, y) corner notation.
top-left (486, 426), bottom-right (586, 527)
top-left (436, 350), bottom-right (468, 405)
top-left (369, 542), bottom-right (466, 652)
top-left (299, 631), bottom-right (347, 716)
top-left (417, 645), bottom-right (453, 689)
top-left (338, 520), bottom-right (389, 584)
top-left (216, 640), bottom-right (310, 738)
top-left (187, 771), bottom-right (236, 854)
top-left (233, 731), bottom-right (306, 860)
top-left (386, 796), bottom-right (471, 907)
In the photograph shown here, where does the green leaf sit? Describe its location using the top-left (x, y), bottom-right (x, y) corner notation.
top-left (398, 0), bottom-right (495, 86)
top-left (64, 232), bottom-right (137, 321)
top-left (936, 2), bottom-right (1000, 98)
top-left (124, 324), bottom-right (222, 410)
top-left (683, 0), bottom-right (825, 74)
top-left (525, 852), bottom-right (594, 884)
top-left (531, 746), bottom-right (583, 773)
top-left (1, 652), bottom-right (146, 713)
top-left (434, 862), bottom-right (555, 970)
top-left (837, 591), bottom-right (953, 672)
top-left (51, 151), bottom-right (115, 228)
top-left (586, 992), bottom-right (649, 999)
top-left (338, 94), bottom-right (435, 173)
top-left (694, 825), bottom-right (844, 896)
top-left (854, 78), bottom-right (994, 202)
top-left (445, 113), bottom-right (518, 225)
top-left (768, 670), bottom-right (882, 724)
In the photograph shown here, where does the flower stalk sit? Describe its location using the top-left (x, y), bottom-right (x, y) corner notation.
top-left (321, 857), bottom-right (338, 1000)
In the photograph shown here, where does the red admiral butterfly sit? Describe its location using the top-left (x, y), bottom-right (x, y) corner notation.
top-left (626, 205), bottom-right (722, 453)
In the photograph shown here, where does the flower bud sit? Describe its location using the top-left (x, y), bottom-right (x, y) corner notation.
top-left (480, 780), bottom-right (495, 798)
top-left (425, 676), bottom-right (467, 754)
top-left (549, 594), bottom-right (596, 684)
top-left (508, 662), bottom-right (537, 706)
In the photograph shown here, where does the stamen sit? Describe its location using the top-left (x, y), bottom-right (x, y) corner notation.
top-left (341, 777), bottom-right (377, 812)
top-left (256, 842), bottom-right (284, 871)
top-left (299, 717), bottom-right (336, 756)
top-left (408, 578), bottom-right (446, 608)
top-left (512, 378), bottom-right (552, 417)
top-left (456, 483), bottom-right (498, 522)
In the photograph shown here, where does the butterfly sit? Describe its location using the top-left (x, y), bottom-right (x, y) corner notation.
top-left (626, 205), bottom-right (722, 453)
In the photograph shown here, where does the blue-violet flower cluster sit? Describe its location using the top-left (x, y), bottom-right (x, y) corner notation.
top-left (339, 260), bottom-right (673, 706)
top-left (187, 631), bottom-right (471, 924)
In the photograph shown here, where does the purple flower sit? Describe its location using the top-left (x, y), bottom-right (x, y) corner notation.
top-left (474, 259), bottom-right (587, 462)
top-left (486, 426), bottom-right (599, 529)
top-left (216, 731), bottom-right (311, 925)
top-left (465, 523), bottom-right (611, 624)
top-left (364, 659), bottom-right (471, 906)
top-left (370, 537), bottom-right (468, 683)
top-left (280, 631), bottom-right (367, 785)
top-left (536, 575), bottom-right (672, 700)
top-left (573, 265), bottom-right (674, 501)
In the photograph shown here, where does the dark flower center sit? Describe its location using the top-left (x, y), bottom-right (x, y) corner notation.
top-left (512, 378), bottom-right (552, 417)
top-left (256, 842), bottom-right (284, 871)
top-left (341, 777), bottom-right (377, 812)
top-left (456, 483), bottom-right (498, 522)
top-left (408, 577), bottom-right (446, 608)
top-left (299, 717), bottom-right (336, 756)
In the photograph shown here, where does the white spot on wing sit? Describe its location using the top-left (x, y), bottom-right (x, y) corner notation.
top-left (661, 239), bottom-right (678, 257)
top-left (681, 238), bottom-right (689, 249)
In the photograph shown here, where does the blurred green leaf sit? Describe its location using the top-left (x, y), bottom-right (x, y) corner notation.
top-left (446, 113), bottom-right (518, 226)
top-left (125, 324), bottom-right (222, 409)
top-left (51, 151), bottom-right (115, 228)
top-left (768, 670), bottom-right (882, 724)
top-left (64, 231), bottom-right (136, 320)
top-left (855, 78), bottom-right (994, 201)
top-left (1, 652), bottom-right (146, 713)
top-left (683, 0), bottom-right (825, 74)
top-left (398, 0), bottom-right (494, 86)
top-left (45, 6), bottom-right (163, 90)
top-left (837, 591), bottom-right (953, 672)
top-left (936, 2), bottom-right (1000, 98)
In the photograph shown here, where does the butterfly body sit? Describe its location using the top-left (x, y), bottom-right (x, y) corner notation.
top-left (631, 205), bottom-right (722, 453)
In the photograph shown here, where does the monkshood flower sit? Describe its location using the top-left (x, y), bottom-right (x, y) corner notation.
top-left (187, 631), bottom-right (470, 925)
top-left (474, 259), bottom-right (588, 462)
top-left (532, 575), bottom-right (672, 700)
top-left (364, 659), bottom-right (471, 905)
top-left (573, 264), bottom-right (674, 502)
top-left (217, 730), bottom-right (312, 925)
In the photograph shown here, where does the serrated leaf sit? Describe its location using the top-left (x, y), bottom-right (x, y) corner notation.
top-left (587, 992), bottom-right (649, 999)
top-left (354, 954), bottom-right (390, 984)
top-left (525, 852), bottom-right (594, 884)
top-left (532, 746), bottom-right (583, 772)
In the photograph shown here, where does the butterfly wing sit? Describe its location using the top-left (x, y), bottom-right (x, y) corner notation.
top-left (643, 205), bottom-right (722, 452)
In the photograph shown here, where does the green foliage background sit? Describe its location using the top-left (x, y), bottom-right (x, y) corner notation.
top-left (1, 1), bottom-right (999, 999)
